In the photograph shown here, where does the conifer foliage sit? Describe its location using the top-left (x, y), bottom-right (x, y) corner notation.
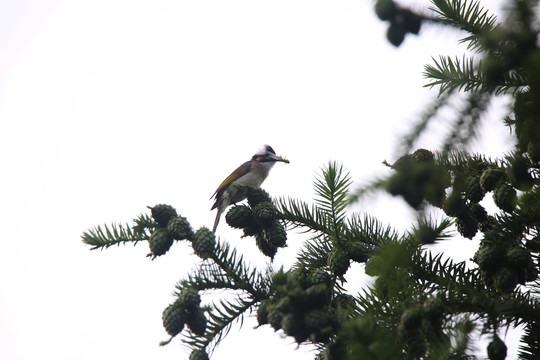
top-left (82, 1), bottom-right (540, 359)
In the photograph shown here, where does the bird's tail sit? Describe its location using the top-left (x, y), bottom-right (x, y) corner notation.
top-left (212, 209), bottom-right (222, 233)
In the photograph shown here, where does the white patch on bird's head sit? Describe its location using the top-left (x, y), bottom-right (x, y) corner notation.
top-left (254, 144), bottom-right (276, 157)
top-left (251, 144), bottom-right (288, 164)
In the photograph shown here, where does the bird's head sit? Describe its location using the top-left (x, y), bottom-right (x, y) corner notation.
top-left (252, 145), bottom-right (290, 164)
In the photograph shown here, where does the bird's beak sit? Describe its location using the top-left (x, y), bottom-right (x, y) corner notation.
top-left (268, 154), bottom-right (290, 163)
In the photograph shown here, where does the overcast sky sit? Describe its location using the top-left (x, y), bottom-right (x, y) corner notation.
top-left (0, 1), bottom-right (517, 359)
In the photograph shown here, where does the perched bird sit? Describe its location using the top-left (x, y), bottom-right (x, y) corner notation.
top-left (211, 145), bottom-right (289, 233)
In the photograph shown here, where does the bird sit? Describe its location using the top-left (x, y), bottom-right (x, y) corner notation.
top-left (210, 145), bottom-right (290, 233)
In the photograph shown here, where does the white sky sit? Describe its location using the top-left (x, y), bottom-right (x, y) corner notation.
top-left (0, 1), bottom-right (518, 359)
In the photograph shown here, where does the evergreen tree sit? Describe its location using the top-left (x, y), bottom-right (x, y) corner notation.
top-left (82, 1), bottom-right (540, 359)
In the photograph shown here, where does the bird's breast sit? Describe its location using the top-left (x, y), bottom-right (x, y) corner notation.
top-left (235, 170), bottom-right (267, 188)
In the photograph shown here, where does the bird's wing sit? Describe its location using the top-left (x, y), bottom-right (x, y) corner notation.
top-left (210, 161), bottom-right (252, 199)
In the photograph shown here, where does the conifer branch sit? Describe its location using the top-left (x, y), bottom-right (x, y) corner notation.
top-left (345, 213), bottom-right (401, 246)
top-left (182, 294), bottom-right (257, 353)
top-left (295, 235), bottom-right (333, 269)
top-left (519, 321), bottom-right (540, 360)
top-left (425, 55), bottom-right (527, 96)
top-left (443, 318), bottom-right (476, 356)
top-left (209, 240), bottom-right (269, 298)
top-left (435, 150), bottom-right (499, 171)
top-left (399, 90), bottom-right (454, 154)
top-left (81, 222), bottom-right (148, 249)
top-left (441, 92), bottom-right (491, 151)
top-left (276, 197), bottom-right (331, 234)
top-left (81, 213), bottom-right (155, 250)
top-left (180, 240), bottom-right (268, 299)
top-left (345, 176), bottom-right (389, 205)
top-left (177, 241), bottom-right (270, 354)
top-left (430, 0), bottom-right (497, 49)
top-left (414, 251), bottom-right (482, 291)
top-left (415, 250), bottom-right (540, 326)
top-left (277, 162), bottom-right (353, 237)
top-left (424, 55), bottom-right (481, 94)
top-left (313, 162), bottom-right (352, 239)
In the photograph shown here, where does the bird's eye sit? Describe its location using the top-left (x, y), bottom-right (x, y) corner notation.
top-left (256, 155), bottom-right (270, 162)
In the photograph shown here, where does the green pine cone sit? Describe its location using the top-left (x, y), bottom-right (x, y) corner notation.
top-left (401, 9), bottom-right (422, 34)
top-left (310, 326), bottom-right (333, 344)
top-left (391, 154), bottom-right (414, 172)
top-left (309, 269), bottom-right (331, 287)
top-left (412, 148), bottom-right (434, 162)
top-left (386, 173), bottom-right (407, 195)
top-left (469, 203), bottom-right (488, 223)
top-left (474, 246), bottom-right (504, 271)
top-left (167, 216), bottom-right (193, 241)
top-left (304, 309), bottom-right (330, 332)
top-left (423, 298), bottom-right (444, 319)
top-left (400, 308), bottom-right (422, 331)
top-left (528, 141), bottom-right (540, 164)
top-left (257, 300), bottom-right (270, 326)
top-left (255, 233), bottom-right (278, 259)
top-left (332, 294), bottom-right (356, 310)
top-left (424, 180), bottom-right (447, 208)
top-left (242, 220), bottom-right (261, 237)
top-left (149, 228), bottom-right (174, 257)
top-left (192, 227), bottom-right (216, 259)
top-left (401, 182), bottom-right (425, 209)
top-left (480, 270), bottom-right (495, 288)
top-left (325, 340), bottom-right (346, 360)
top-left (346, 242), bottom-right (370, 263)
top-left (275, 296), bottom-right (292, 313)
top-left (150, 204), bottom-right (178, 228)
top-left (305, 284), bottom-right (330, 308)
top-left (247, 188), bottom-right (272, 208)
top-left (493, 184), bottom-right (517, 213)
top-left (526, 259), bottom-right (539, 282)
top-left (268, 307), bottom-right (283, 330)
top-left (281, 313), bottom-right (309, 343)
top-left (506, 247), bottom-right (530, 272)
top-left (328, 249), bottom-right (350, 277)
top-left (487, 335), bottom-right (507, 360)
top-left (509, 155), bottom-right (533, 190)
top-left (225, 205), bottom-right (254, 229)
top-left (271, 268), bottom-right (288, 288)
top-left (189, 350), bottom-right (209, 360)
top-left (456, 212), bottom-right (478, 239)
top-left (162, 303), bottom-right (185, 337)
top-left (465, 176), bottom-right (485, 203)
top-left (443, 191), bottom-right (466, 217)
top-left (480, 215), bottom-right (497, 232)
top-left (266, 221), bottom-right (287, 248)
top-left (252, 202), bottom-right (277, 228)
top-left (387, 21), bottom-right (406, 47)
top-left (494, 267), bottom-right (518, 293)
top-left (179, 288), bottom-right (201, 311)
top-left (480, 168), bottom-right (505, 192)
top-left (186, 310), bottom-right (207, 336)
top-left (280, 313), bottom-right (300, 336)
top-left (375, 0), bottom-right (398, 21)
top-left (288, 287), bottom-right (308, 308)
top-left (287, 267), bottom-right (309, 289)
